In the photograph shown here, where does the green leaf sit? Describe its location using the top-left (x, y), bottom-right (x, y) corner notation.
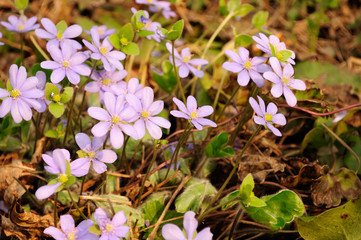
top-left (175, 178), bottom-right (216, 213)
top-left (252, 11), bottom-right (269, 29)
top-left (235, 34), bottom-right (253, 47)
top-left (49, 102), bottom-right (65, 118)
top-left (276, 50), bottom-right (293, 62)
top-left (220, 190), bottom-right (240, 210)
top-left (21, 120), bottom-right (31, 142)
top-left (206, 132), bottom-right (235, 157)
top-left (119, 23), bottom-right (134, 42)
top-left (65, 160), bottom-right (71, 176)
top-left (138, 29), bottom-right (155, 37)
top-left (131, 10), bottom-right (147, 30)
top-left (240, 173), bottom-right (255, 205)
top-left (345, 136), bottom-right (361, 174)
top-left (152, 61), bottom-right (177, 94)
top-left (121, 42), bottom-right (140, 55)
top-left (45, 83), bottom-right (59, 101)
top-left (296, 197), bottom-right (361, 240)
top-left (45, 130), bottom-right (58, 138)
top-left (64, 176), bottom-right (76, 188)
top-left (60, 87), bottom-right (73, 103)
top-left (140, 193), bottom-right (166, 225)
top-left (57, 191), bottom-right (78, 205)
top-left (167, 19), bottom-right (184, 41)
top-left (106, 174), bottom-right (117, 194)
top-left (15, 0), bottom-right (28, 10)
top-left (245, 190), bottom-right (305, 230)
top-left (56, 20), bottom-right (67, 33)
top-left (227, 0), bottom-right (241, 12)
top-left (108, 34), bottom-right (121, 49)
top-left (235, 4), bottom-right (255, 17)
top-left (218, 0), bottom-right (228, 15)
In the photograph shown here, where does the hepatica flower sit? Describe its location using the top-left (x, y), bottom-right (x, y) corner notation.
top-left (44, 214), bottom-right (98, 240)
top-left (88, 92), bottom-right (139, 149)
top-left (94, 208), bottom-right (130, 239)
top-left (264, 57), bottom-right (306, 107)
top-left (162, 211), bottom-right (213, 240)
top-left (249, 96), bottom-right (286, 136)
top-left (171, 96), bottom-right (216, 130)
top-left (35, 18), bottom-right (82, 49)
top-left (126, 87), bottom-right (171, 139)
top-left (222, 47), bottom-right (271, 87)
top-left (131, 8), bottom-right (162, 42)
top-left (83, 28), bottom-right (125, 71)
top-left (166, 43), bottom-right (208, 78)
top-left (253, 33), bottom-right (295, 65)
top-left (0, 65), bottom-right (44, 123)
top-left (1, 15), bottom-right (39, 33)
top-left (41, 40), bottom-right (90, 85)
top-left (35, 149), bottom-right (77, 200)
top-left (111, 77), bottom-right (143, 99)
top-left (85, 25), bottom-right (115, 39)
top-left (136, 0), bottom-right (176, 19)
top-left (0, 32), bottom-right (4, 45)
top-left (72, 133), bottom-right (117, 175)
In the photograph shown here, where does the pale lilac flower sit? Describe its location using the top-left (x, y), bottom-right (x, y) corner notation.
top-left (83, 28), bottom-right (125, 71)
top-left (35, 149), bottom-right (76, 200)
top-left (249, 96), bottom-right (286, 136)
top-left (35, 71), bottom-right (48, 113)
top-left (170, 96), bottom-right (216, 130)
top-left (136, 0), bottom-right (176, 19)
top-left (88, 92), bottom-right (139, 149)
top-left (72, 133), bottom-right (117, 175)
top-left (35, 18), bottom-right (82, 50)
top-left (126, 87), bottom-right (170, 139)
top-left (263, 57), bottom-right (306, 107)
top-left (85, 69), bottom-right (128, 103)
top-left (85, 25), bottom-right (115, 39)
top-left (41, 40), bottom-right (90, 85)
top-left (1, 15), bottom-right (39, 33)
top-left (222, 47), bottom-right (271, 87)
top-left (0, 32), bottom-right (4, 45)
top-left (166, 43), bottom-right (208, 78)
top-left (162, 211), bottom-right (213, 240)
top-left (94, 208), bottom-right (130, 239)
top-left (111, 77), bottom-right (143, 99)
top-left (0, 65), bottom-right (43, 123)
top-left (44, 214), bottom-right (98, 240)
top-left (253, 33), bottom-right (295, 65)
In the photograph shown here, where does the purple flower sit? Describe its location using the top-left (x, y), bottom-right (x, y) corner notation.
top-left (249, 96), bottom-right (286, 136)
top-left (0, 65), bottom-right (44, 123)
top-left (0, 32), bottom-right (4, 45)
top-left (126, 87), bottom-right (171, 139)
top-left (162, 211), bottom-right (213, 240)
top-left (85, 69), bottom-right (128, 103)
top-left (35, 149), bottom-right (76, 200)
top-left (35, 18), bottom-right (82, 50)
top-left (131, 8), bottom-right (162, 42)
top-left (83, 28), bottom-right (125, 71)
top-left (222, 47), bottom-right (271, 87)
top-left (1, 15), bottom-right (39, 33)
top-left (111, 77), bottom-right (143, 99)
top-left (252, 33), bottom-right (295, 65)
top-left (41, 40), bottom-right (90, 85)
top-left (166, 43), bottom-right (208, 78)
top-left (94, 208), bottom-right (130, 239)
top-left (71, 133), bottom-right (117, 175)
top-left (263, 57), bottom-right (306, 106)
top-left (85, 25), bottom-right (115, 39)
top-left (136, 0), bottom-right (176, 19)
top-left (34, 71), bottom-right (49, 113)
top-left (88, 92), bottom-right (139, 149)
top-left (44, 214), bottom-right (98, 240)
top-left (170, 96), bottom-right (216, 130)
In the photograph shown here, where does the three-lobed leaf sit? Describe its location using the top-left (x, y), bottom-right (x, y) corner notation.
top-left (206, 132), bottom-right (235, 157)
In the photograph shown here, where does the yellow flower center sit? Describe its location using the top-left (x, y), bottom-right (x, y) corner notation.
top-left (112, 116), bottom-right (120, 124)
top-left (183, 57), bottom-right (190, 63)
top-left (98, 28), bottom-right (104, 35)
top-left (67, 232), bottom-right (76, 240)
top-left (52, 94), bottom-right (61, 102)
top-left (103, 78), bottom-right (110, 85)
top-left (147, 0), bottom-right (153, 2)
top-left (141, 111), bottom-right (150, 119)
top-left (63, 61), bottom-right (70, 68)
top-left (10, 89), bottom-right (20, 98)
top-left (105, 223), bottom-right (113, 232)
top-left (58, 174), bottom-right (68, 184)
top-left (88, 151), bottom-right (96, 159)
top-left (282, 77), bottom-right (289, 84)
top-left (100, 47), bottom-right (107, 54)
top-left (190, 111), bottom-right (197, 119)
top-left (265, 113), bottom-right (273, 122)
top-left (244, 61), bottom-right (252, 69)
top-left (57, 32), bottom-right (63, 40)
top-left (120, 37), bottom-right (128, 45)
top-left (17, 24), bottom-right (24, 31)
